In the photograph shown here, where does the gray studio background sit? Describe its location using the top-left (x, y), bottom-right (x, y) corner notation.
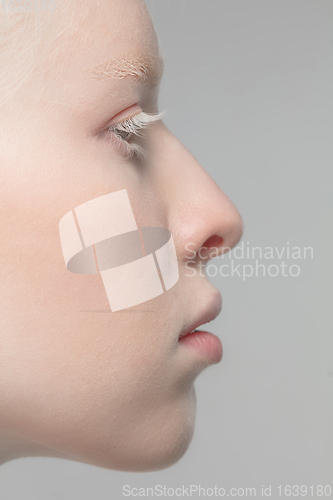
top-left (1, 1), bottom-right (332, 498)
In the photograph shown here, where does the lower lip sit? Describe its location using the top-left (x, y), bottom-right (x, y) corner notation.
top-left (178, 331), bottom-right (223, 364)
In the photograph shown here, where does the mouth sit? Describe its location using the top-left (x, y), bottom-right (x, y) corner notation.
top-left (177, 292), bottom-right (223, 364)
top-left (178, 292), bottom-right (222, 341)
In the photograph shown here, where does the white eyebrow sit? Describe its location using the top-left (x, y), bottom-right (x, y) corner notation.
top-left (87, 49), bottom-right (165, 87)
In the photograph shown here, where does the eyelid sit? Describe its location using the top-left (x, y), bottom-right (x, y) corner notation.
top-left (108, 109), bottom-right (166, 137)
top-left (108, 103), bottom-right (142, 126)
top-left (104, 108), bottom-right (167, 161)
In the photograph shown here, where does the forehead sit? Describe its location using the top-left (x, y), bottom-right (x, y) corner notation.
top-left (32, 0), bottom-right (160, 113)
top-left (48, 0), bottom-right (159, 69)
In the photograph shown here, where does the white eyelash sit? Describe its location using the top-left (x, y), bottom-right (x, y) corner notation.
top-left (107, 110), bottom-right (166, 161)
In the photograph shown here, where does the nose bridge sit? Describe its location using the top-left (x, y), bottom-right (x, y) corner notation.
top-left (156, 127), bottom-right (244, 262)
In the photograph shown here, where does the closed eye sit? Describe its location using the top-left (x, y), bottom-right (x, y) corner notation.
top-left (105, 109), bottom-right (166, 161)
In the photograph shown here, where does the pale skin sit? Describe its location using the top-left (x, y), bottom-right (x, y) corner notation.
top-left (0, 0), bottom-right (243, 471)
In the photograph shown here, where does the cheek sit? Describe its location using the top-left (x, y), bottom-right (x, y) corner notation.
top-left (0, 252), bottom-right (175, 422)
top-left (0, 274), bottom-right (194, 471)
top-left (0, 194), bottom-right (180, 420)
top-left (0, 139), bottom-right (194, 470)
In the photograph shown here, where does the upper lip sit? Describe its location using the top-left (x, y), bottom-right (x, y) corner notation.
top-left (178, 292), bottom-right (223, 340)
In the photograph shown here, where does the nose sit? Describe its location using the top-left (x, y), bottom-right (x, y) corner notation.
top-left (153, 124), bottom-right (244, 264)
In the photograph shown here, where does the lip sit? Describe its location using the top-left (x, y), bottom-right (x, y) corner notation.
top-left (178, 291), bottom-right (222, 341)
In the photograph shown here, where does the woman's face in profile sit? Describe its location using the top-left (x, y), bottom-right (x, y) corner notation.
top-left (0, 0), bottom-right (243, 471)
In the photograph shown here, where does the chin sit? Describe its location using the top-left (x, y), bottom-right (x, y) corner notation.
top-left (65, 385), bottom-right (197, 472)
top-left (124, 385), bottom-right (197, 472)
top-left (132, 410), bottom-right (196, 472)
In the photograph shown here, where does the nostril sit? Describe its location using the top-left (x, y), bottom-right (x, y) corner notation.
top-left (203, 235), bottom-right (223, 249)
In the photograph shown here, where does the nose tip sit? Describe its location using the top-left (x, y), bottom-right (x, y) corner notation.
top-left (219, 203), bottom-right (244, 253)
top-left (173, 185), bottom-right (244, 265)
top-left (155, 125), bottom-right (243, 262)
top-left (199, 196), bottom-right (244, 260)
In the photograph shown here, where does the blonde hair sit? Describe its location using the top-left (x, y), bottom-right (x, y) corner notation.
top-left (0, 0), bottom-right (74, 106)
